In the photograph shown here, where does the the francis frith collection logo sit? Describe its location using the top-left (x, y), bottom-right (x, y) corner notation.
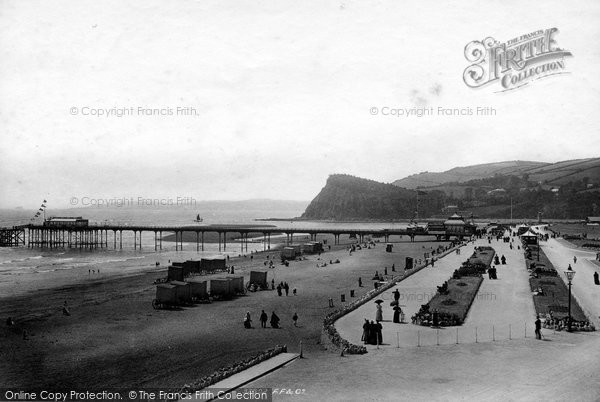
top-left (463, 28), bottom-right (572, 91)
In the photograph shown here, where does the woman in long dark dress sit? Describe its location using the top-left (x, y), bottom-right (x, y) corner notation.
top-left (270, 311), bottom-right (280, 328)
top-left (432, 309), bottom-right (439, 327)
top-left (361, 319), bottom-right (370, 344)
top-left (393, 306), bottom-right (400, 323)
top-left (368, 321), bottom-right (377, 345)
top-left (376, 322), bottom-right (383, 345)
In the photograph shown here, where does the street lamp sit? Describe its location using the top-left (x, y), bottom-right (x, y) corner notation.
top-left (564, 266), bottom-right (576, 332)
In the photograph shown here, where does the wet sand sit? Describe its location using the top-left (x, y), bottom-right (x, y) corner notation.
top-left (0, 235), bottom-right (449, 390)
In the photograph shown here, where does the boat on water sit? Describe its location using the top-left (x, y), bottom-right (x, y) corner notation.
top-left (194, 214), bottom-right (203, 223)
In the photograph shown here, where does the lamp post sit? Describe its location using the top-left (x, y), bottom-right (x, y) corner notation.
top-left (564, 266), bottom-right (576, 332)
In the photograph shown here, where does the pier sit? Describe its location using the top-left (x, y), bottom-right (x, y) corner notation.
top-left (0, 227), bottom-right (25, 247)
top-left (0, 223), bottom-right (462, 251)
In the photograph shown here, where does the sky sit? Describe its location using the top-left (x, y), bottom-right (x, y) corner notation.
top-left (1, 0), bottom-right (599, 208)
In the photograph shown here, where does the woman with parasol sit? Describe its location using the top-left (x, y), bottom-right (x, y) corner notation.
top-left (375, 299), bottom-right (383, 322)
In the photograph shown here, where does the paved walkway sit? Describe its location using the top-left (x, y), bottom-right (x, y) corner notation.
top-left (538, 227), bottom-right (600, 328)
top-left (336, 233), bottom-right (536, 348)
top-left (462, 233), bottom-right (536, 341)
top-left (182, 353), bottom-right (299, 401)
top-left (249, 332), bottom-right (600, 401)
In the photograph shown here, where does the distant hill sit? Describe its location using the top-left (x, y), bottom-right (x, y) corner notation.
top-left (393, 158), bottom-right (600, 190)
top-left (300, 174), bottom-right (444, 220)
top-left (520, 158), bottom-right (600, 186)
top-left (300, 158), bottom-right (600, 221)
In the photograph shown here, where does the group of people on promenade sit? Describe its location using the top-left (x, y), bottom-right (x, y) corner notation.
top-left (244, 309), bottom-right (298, 329)
top-left (361, 319), bottom-right (383, 345)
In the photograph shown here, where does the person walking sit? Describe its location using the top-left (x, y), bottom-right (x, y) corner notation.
top-left (270, 311), bottom-right (280, 328)
top-left (292, 312), bottom-right (298, 327)
top-left (284, 282), bottom-right (289, 296)
top-left (376, 303), bottom-right (383, 323)
top-left (244, 311), bottom-right (252, 329)
top-left (535, 315), bottom-right (542, 340)
top-left (393, 306), bottom-right (400, 323)
top-left (368, 321), bottom-right (377, 345)
top-left (361, 319), bottom-right (370, 344)
top-left (260, 310), bottom-right (268, 328)
top-left (376, 321), bottom-right (383, 345)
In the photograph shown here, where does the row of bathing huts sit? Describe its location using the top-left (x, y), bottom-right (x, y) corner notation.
top-left (153, 241), bottom-right (327, 309)
top-left (153, 256), bottom-right (269, 309)
top-left (281, 241), bottom-right (324, 260)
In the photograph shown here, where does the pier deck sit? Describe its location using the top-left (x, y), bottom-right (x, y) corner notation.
top-left (1, 223), bottom-right (465, 251)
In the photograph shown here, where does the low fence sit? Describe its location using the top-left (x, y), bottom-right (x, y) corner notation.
top-left (391, 322), bottom-right (541, 348)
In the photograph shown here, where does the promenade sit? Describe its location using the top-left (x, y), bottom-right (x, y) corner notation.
top-left (336, 233), bottom-right (535, 347)
top-left (247, 231), bottom-right (600, 401)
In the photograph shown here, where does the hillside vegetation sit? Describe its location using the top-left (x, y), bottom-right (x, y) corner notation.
top-left (300, 158), bottom-right (600, 220)
top-left (300, 174), bottom-right (444, 220)
top-left (394, 158), bottom-right (600, 190)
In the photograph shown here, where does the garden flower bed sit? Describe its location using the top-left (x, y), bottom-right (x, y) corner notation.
top-left (527, 246), bottom-right (595, 332)
top-left (412, 247), bottom-right (492, 327)
top-left (411, 276), bottom-right (483, 326)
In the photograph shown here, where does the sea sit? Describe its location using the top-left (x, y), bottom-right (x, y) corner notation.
top-left (0, 205), bottom-right (412, 298)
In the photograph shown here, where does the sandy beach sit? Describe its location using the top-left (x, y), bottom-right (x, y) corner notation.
top-left (0, 235), bottom-right (449, 390)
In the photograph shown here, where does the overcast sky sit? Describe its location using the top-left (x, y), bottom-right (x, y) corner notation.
top-left (1, 0), bottom-right (599, 208)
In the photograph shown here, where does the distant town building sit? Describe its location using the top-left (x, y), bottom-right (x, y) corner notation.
top-left (444, 213), bottom-right (468, 235)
